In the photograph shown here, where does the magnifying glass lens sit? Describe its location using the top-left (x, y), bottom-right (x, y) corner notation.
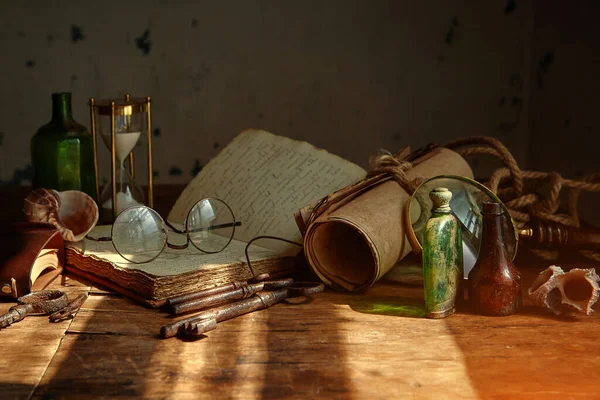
top-left (408, 175), bottom-right (518, 278)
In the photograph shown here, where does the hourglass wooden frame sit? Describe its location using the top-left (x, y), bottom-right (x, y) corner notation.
top-left (88, 94), bottom-right (154, 221)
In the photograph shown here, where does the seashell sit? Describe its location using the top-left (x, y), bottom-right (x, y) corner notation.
top-left (528, 265), bottom-right (600, 316)
top-left (23, 188), bottom-right (99, 242)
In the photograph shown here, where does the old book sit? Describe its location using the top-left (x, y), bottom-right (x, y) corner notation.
top-left (0, 222), bottom-right (65, 298)
top-left (65, 129), bottom-right (366, 307)
top-left (30, 248), bottom-right (61, 289)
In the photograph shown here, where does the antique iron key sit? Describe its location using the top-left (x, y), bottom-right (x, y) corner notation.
top-left (0, 290), bottom-right (68, 329)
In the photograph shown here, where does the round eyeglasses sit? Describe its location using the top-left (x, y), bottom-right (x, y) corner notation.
top-left (91, 197), bottom-right (241, 263)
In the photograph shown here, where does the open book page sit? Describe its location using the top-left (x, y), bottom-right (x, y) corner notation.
top-left (168, 129), bottom-right (367, 251)
top-left (30, 248), bottom-right (59, 285)
top-left (80, 225), bottom-right (278, 277)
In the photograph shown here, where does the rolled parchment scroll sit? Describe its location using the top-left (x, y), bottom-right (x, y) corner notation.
top-left (295, 147), bottom-right (473, 291)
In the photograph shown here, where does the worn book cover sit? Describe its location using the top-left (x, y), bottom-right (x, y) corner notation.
top-left (0, 222), bottom-right (65, 298)
top-left (65, 129), bottom-right (366, 307)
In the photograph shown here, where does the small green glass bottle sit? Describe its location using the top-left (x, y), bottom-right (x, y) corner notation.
top-left (422, 187), bottom-right (463, 318)
top-left (31, 92), bottom-right (97, 200)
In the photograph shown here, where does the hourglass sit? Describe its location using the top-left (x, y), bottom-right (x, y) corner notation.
top-left (89, 95), bottom-right (154, 222)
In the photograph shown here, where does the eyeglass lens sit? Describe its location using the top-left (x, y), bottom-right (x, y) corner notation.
top-left (112, 206), bottom-right (167, 263)
top-left (187, 198), bottom-right (236, 253)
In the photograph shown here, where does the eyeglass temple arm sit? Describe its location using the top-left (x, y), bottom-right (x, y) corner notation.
top-left (244, 236), bottom-right (302, 278)
top-left (164, 220), bottom-right (242, 234)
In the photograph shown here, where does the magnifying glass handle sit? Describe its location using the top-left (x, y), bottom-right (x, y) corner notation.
top-left (520, 220), bottom-right (600, 251)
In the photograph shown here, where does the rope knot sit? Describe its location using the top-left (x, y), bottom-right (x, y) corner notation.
top-left (368, 148), bottom-right (423, 194)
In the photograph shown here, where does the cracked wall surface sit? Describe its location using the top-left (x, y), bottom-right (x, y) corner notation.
top-left (0, 1), bottom-right (537, 186)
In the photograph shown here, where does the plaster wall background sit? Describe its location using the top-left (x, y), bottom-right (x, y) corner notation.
top-left (528, 0), bottom-right (600, 224)
top-left (0, 0), bottom-right (533, 187)
top-left (529, 0), bottom-right (599, 176)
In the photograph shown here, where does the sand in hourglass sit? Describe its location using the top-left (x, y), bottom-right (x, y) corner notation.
top-left (100, 132), bottom-right (143, 218)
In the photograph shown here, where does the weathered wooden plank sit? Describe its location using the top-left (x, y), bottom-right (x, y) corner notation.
top-left (4, 257), bottom-right (600, 399)
top-left (29, 271), bottom-right (600, 399)
top-left (0, 277), bottom-right (91, 399)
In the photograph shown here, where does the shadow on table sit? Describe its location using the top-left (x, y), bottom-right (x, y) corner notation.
top-left (443, 250), bottom-right (600, 398)
top-left (0, 383), bottom-right (37, 400)
top-left (27, 271), bottom-right (353, 399)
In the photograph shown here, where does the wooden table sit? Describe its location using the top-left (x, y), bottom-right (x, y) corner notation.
top-left (1, 185), bottom-right (600, 398)
top-left (1, 251), bottom-right (599, 399)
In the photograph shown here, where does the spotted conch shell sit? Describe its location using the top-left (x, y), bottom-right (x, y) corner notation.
top-left (23, 188), bottom-right (99, 242)
top-left (528, 265), bottom-right (600, 316)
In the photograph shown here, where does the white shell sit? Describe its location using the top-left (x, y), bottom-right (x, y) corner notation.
top-left (23, 188), bottom-right (99, 242)
top-left (528, 265), bottom-right (600, 316)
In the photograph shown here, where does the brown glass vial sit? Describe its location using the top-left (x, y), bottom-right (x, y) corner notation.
top-left (468, 202), bottom-right (522, 316)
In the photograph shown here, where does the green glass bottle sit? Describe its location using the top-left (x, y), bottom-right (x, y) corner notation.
top-left (422, 187), bottom-right (463, 318)
top-left (31, 92), bottom-right (96, 200)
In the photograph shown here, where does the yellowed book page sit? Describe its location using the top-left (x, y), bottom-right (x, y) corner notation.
top-left (80, 225), bottom-right (278, 277)
top-left (168, 129), bottom-right (367, 250)
top-left (30, 249), bottom-right (59, 284)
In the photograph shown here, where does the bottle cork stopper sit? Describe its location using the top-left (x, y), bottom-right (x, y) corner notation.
top-left (429, 187), bottom-right (452, 212)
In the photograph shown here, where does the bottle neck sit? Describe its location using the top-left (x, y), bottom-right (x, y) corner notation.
top-left (51, 93), bottom-right (73, 123)
top-left (433, 206), bottom-right (451, 214)
top-left (479, 212), bottom-right (509, 262)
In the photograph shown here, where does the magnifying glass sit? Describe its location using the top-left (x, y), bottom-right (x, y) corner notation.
top-left (404, 175), bottom-right (519, 278)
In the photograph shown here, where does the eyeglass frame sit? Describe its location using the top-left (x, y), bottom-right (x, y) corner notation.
top-left (88, 197), bottom-right (242, 264)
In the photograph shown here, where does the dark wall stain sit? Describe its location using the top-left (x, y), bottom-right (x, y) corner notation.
top-left (393, 133), bottom-right (403, 141)
top-left (509, 73), bottom-right (524, 92)
top-left (504, 0), bottom-right (517, 15)
top-left (135, 29), bottom-right (152, 56)
top-left (0, 164), bottom-right (33, 185)
top-left (47, 34), bottom-right (54, 42)
top-left (257, 112), bottom-right (264, 119)
top-left (0, 132), bottom-right (4, 146)
top-left (169, 166), bottom-right (183, 176)
top-left (152, 170), bottom-right (160, 178)
top-left (71, 74), bottom-right (77, 81)
top-left (190, 159), bottom-right (203, 176)
top-left (537, 51), bottom-right (554, 88)
top-left (25, 60), bottom-right (35, 68)
top-left (191, 18), bottom-right (199, 28)
top-left (16, 30), bottom-right (25, 38)
top-left (498, 73), bottom-right (524, 134)
top-left (213, 142), bottom-right (220, 149)
top-left (445, 17), bottom-right (459, 45)
top-left (70, 24), bottom-right (85, 43)
top-left (437, 55), bottom-right (445, 63)
top-left (153, 127), bottom-right (161, 137)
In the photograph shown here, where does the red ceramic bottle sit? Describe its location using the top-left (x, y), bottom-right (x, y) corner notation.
top-left (468, 202), bottom-right (522, 316)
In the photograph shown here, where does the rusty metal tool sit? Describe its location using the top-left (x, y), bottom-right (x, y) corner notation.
top-left (169, 278), bottom-right (294, 315)
top-left (160, 282), bottom-right (325, 339)
top-left (49, 293), bottom-right (89, 322)
top-left (166, 273), bottom-right (272, 308)
top-left (0, 290), bottom-right (68, 329)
